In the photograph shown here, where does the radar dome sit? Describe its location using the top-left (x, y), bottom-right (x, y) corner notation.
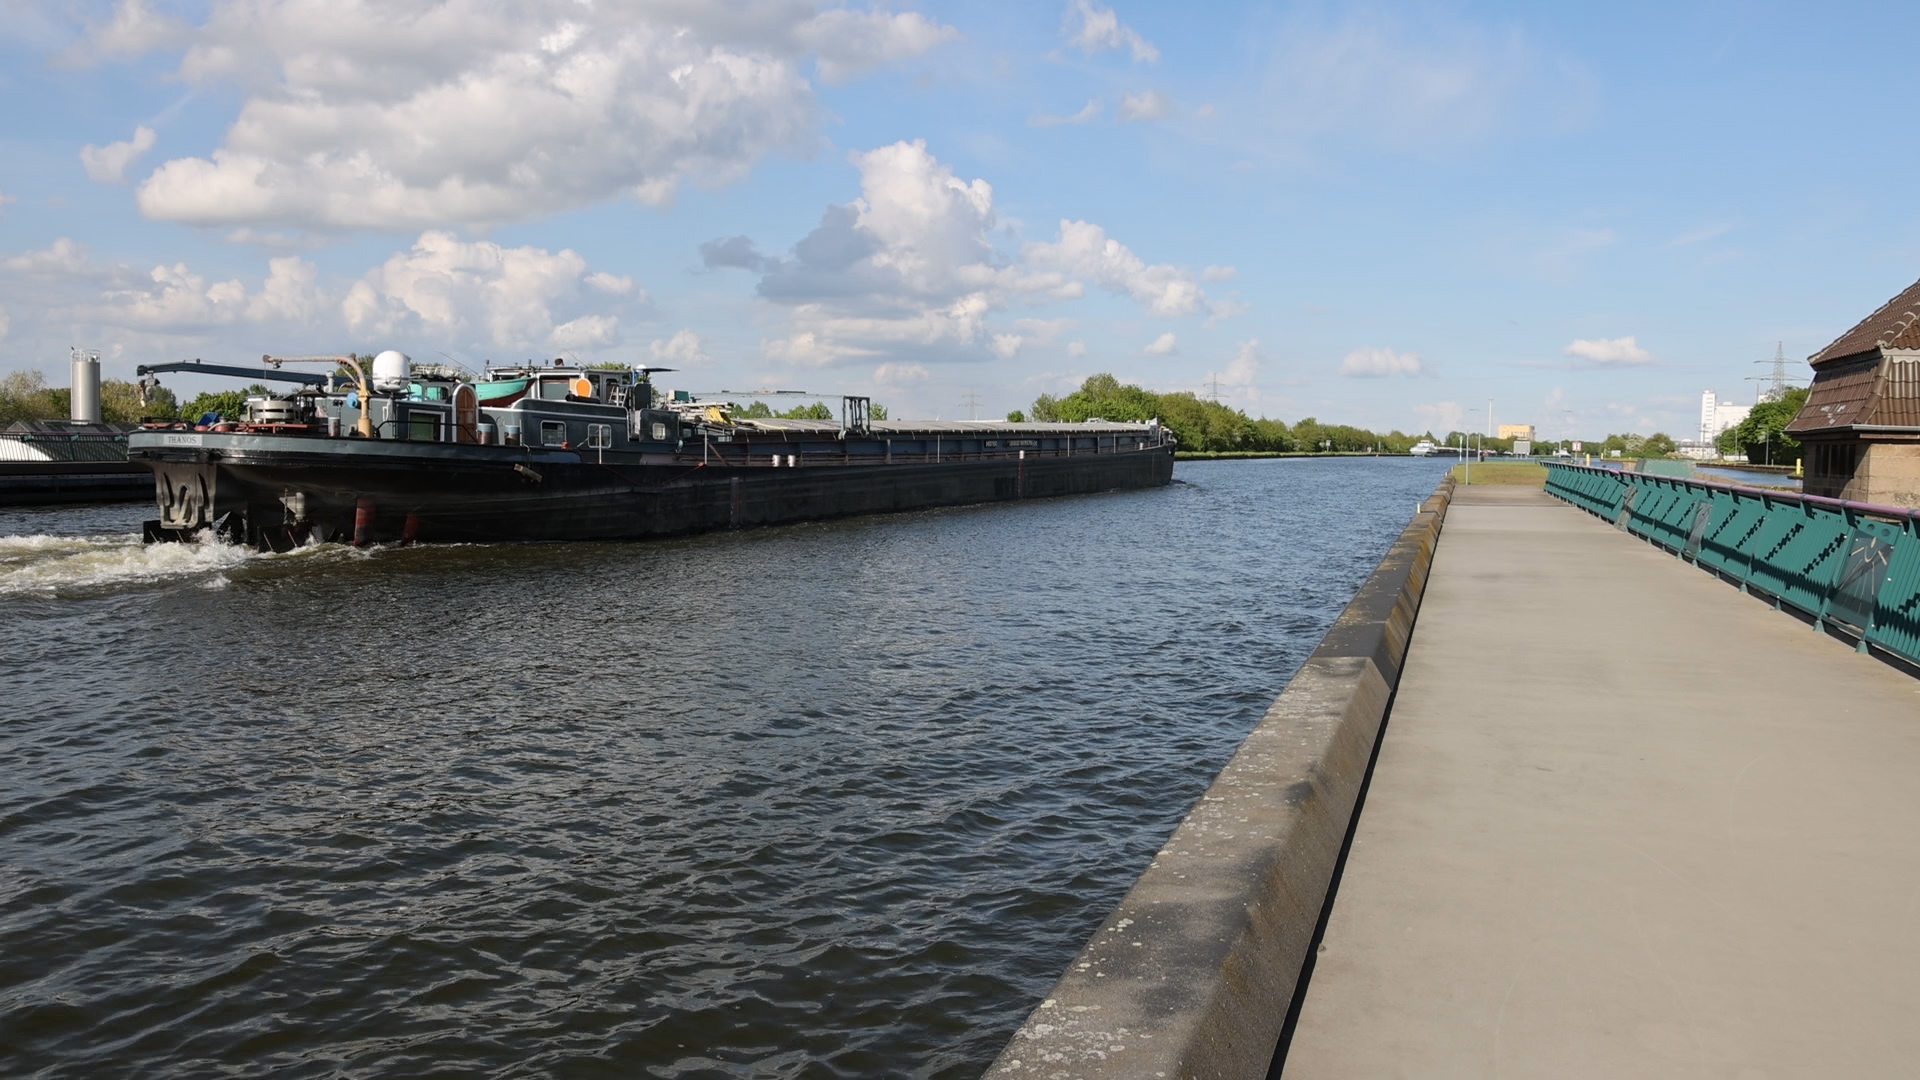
top-left (371, 350), bottom-right (411, 393)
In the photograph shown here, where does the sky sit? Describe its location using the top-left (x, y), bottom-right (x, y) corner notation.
top-left (3, 0), bottom-right (1919, 438)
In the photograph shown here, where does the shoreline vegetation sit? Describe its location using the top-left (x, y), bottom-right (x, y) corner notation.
top-left (1448, 462), bottom-right (1548, 486)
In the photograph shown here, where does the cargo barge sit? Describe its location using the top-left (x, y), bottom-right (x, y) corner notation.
top-left (129, 352), bottom-right (1176, 548)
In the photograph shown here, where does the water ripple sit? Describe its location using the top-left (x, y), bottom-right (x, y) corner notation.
top-left (0, 458), bottom-right (1451, 1077)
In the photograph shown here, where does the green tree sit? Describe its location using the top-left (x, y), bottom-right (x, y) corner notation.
top-left (870, 402), bottom-right (888, 420)
top-left (1640, 432), bottom-right (1678, 457)
top-left (181, 384), bottom-right (270, 422)
top-left (777, 401), bottom-right (833, 420)
top-left (736, 400), bottom-right (774, 418)
top-left (1731, 386), bottom-right (1810, 465)
top-left (0, 370), bottom-right (67, 424)
top-left (102, 378), bottom-right (176, 422)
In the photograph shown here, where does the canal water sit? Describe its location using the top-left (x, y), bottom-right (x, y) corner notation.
top-left (0, 457), bottom-right (1452, 1078)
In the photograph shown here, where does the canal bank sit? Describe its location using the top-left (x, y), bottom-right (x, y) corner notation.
top-left (987, 474), bottom-right (1457, 1078)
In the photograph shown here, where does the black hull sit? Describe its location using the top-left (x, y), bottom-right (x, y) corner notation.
top-left (0, 463), bottom-right (150, 507)
top-left (135, 443), bottom-right (1175, 547)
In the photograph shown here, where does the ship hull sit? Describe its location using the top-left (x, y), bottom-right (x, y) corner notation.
top-left (130, 434), bottom-right (1175, 548)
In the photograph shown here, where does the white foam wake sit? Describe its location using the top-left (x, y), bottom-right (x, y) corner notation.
top-left (0, 532), bottom-right (260, 596)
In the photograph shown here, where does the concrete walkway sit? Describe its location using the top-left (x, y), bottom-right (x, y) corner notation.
top-left (1284, 486), bottom-right (1920, 1078)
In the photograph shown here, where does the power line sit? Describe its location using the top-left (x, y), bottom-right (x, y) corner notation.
top-left (1746, 341), bottom-right (1805, 402)
top-left (959, 389), bottom-right (982, 420)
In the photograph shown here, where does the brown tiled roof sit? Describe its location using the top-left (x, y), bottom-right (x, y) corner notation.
top-left (1809, 277), bottom-right (1920, 366)
top-left (1878, 356), bottom-right (1920, 427)
top-left (1786, 355), bottom-right (1879, 433)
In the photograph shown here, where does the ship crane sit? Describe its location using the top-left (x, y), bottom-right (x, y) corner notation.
top-left (259, 355), bottom-right (375, 437)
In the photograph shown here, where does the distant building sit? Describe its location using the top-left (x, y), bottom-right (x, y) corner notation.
top-left (1700, 390), bottom-right (1750, 445)
top-left (1497, 424), bottom-right (1535, 440)
top-left (1788, 277), bottom-right (1920, 505)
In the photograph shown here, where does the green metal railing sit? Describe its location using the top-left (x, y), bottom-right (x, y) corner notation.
top-left (1544, 462), bottom-right (1920, 666)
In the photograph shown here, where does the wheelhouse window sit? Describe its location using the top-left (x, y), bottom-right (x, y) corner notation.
top-left (541, 421), bottom-right (566, 447)
top-left (406, 411), bottom-right (441, 442)
top-left (537, 378), bottom-right (570, 401)
top-left (587, 424), bottom-right (612, 449)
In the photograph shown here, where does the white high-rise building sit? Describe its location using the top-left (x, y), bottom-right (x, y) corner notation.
top-left (1700, 390), bottom-right (1751, 445)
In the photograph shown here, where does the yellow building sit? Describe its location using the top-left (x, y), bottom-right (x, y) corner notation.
top-left (1497, 424), bottom-right (1535, 440)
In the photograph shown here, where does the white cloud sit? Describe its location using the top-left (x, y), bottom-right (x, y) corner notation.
top-left (90, 254), bottom-right (325, 331)
top-left (0, 191), bottom-right (15, 214)
top-left (548, 315), bottom-right (618, 350)
top-left (1031, 99), bottom-right (1103, 127)
top-left (716, 140), bottom-right (1216, 368)
top-left (1341, 346), bottom-right (1425, 377)
top-left (874, 362), bottom-right (930, 385)
top-left (1063, 0), bottom-right (1159, 63)
top-left (1563, 336), bottom-right (1652, 366)
top-left (343, 231), bottom-right (637, 350)
top-left (1144, 331), bottom-right (1177, 355)
top-left (1066, 341), bottom-right (1087, 359)
top-left (1224, 339), bottom-right (1260, 386)
top-left (119, 2), bottom-right (954, 231)
top-left (1024, 220), bottom-right (1211, 317)
top-left (246, 255), bottom-right (325, 323)
top-left (795, 9), bottom-right (958, 84)
top-left (648, 329), bottom-right (709, 367)
top-left (4, 238), bottom-right (93, 276)
top-left (1201, 265), bottom-right (1236, 281)
top-left (586, 272), bottom-right (637, 295)
top-left (58, 0), bottom-right (190, 64)
top-left (1414, 400), bottom-right (1465, 433)
top-left (80, 125), bottom-right (157, 183)
top-left (1118, 90), bottom-right (1169, 122)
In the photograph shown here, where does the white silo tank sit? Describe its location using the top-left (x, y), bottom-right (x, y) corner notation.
top-left (70, 348), bottom-right (101, 424)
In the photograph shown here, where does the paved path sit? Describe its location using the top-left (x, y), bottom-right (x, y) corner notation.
top-left (1284, 486), bottom-right (1920, 1078)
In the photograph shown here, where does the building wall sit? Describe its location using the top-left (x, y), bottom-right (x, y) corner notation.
top-left (1859, 443), bottom-right (1920, 508)
top-left (1804, 438), bottom-right (1920, 507)
top-left (1496, 424), bottom-right (1534, 440)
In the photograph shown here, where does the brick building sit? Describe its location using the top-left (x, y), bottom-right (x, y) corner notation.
top-left (1787, 278), bottom-right (1920, 505)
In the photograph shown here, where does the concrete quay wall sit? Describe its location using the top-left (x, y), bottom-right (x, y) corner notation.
top-left (984, 477), bottom-right (1455, 1080)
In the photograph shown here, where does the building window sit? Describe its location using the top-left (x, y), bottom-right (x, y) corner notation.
top-left (1812, 443), bottom-right (1859, 479)
top-left (541, 421), bottom-right (566, 447)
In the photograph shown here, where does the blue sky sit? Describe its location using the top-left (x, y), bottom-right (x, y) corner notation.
top-left (3, 0), bottom-right (1917, 437)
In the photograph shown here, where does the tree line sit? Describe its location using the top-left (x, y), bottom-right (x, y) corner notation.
top-left (0, 370), bottom-right (195, 426)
